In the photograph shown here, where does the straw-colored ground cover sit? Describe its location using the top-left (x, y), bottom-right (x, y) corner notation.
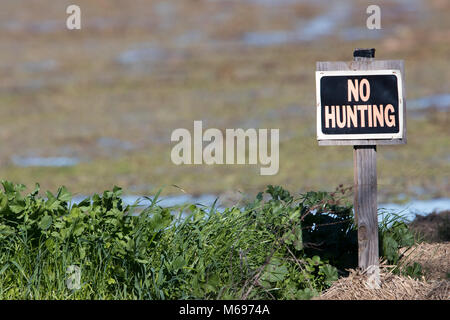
top-left (316, 242), bottom-right (449, 300)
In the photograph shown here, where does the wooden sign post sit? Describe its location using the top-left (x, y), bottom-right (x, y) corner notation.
top-left (316, 48), bottom-right (407, 288)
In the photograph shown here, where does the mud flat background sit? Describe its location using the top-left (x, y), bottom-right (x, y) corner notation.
top-left (0, 0), bottom-right (448, 206)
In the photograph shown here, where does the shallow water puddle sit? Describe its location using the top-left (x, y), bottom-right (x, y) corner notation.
top-left (11, 156), bottom-right (80, 167)
top-left (379, 198), bottom-right (450, 222)
top-left (408, 94), bottom-right (450, 111)
top-left (116, 45), bottom-right (166, 65)
top-left (70, 192), bottom-right (449, 223)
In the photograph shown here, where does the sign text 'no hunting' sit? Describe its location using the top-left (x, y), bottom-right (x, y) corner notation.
top-left (316, 70), bottom-right (404, 141)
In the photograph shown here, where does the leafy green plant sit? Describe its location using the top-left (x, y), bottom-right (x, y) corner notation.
top-left (0, 181), bottom-right (420, 299)
top-left (378, 210), bottom-right (423, 278)
top-left (0, 182), bottom-right (345, 299)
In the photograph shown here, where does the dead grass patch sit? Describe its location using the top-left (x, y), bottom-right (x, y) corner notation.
top-left (316, 242), bottom-right (449, 300)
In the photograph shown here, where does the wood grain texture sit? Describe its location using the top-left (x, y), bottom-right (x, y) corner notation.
top-left (349, 54), bottom-right (381, 286)
top-left (317, 59), bottom-right (407, 146)
top-left (353, 145), bottom-right (379, 273)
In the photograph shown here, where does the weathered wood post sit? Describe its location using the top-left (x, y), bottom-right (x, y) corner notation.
top-left (316, 48), bottom-right (407, 288)
top-left (353, 48), bottom-right (380, 288)
top-left (354, 144), bottom-right (379, 286)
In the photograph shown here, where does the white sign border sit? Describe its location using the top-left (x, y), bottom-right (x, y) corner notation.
top-left (316, 69), bottom-right (404, 141)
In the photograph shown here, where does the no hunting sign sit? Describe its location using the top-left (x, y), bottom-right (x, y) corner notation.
top-left (316, 70), bottom-right (404, 141)
top-left (315, 49), bottom-right (408, 288)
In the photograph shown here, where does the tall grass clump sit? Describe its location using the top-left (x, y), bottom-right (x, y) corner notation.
top-left (0, 181), bottom-right (419, 299)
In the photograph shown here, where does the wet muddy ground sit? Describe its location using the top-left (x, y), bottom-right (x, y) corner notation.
top-left (0, 0), bottom-right (448, 203)
top-left (409, 210), bottom-right (450, 242)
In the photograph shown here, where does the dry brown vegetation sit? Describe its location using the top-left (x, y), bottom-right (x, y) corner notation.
top-left (316, 241), bottom-right (449, 300)
top-left (317, 211), bottom-right (450, 300)
top-left (317, 264), bottom-right (449, 300)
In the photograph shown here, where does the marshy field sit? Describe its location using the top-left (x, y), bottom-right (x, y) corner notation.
top-left (0, 0), bottom-right (448, 301)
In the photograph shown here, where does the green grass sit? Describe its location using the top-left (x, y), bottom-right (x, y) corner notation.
top-left (0, 181), bottom-right (420, 299)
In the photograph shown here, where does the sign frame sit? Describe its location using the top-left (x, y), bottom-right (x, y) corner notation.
top-left (316, 59), bottom-right (407, 146)
top-left (316, 69), bottom-right (404, 141)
